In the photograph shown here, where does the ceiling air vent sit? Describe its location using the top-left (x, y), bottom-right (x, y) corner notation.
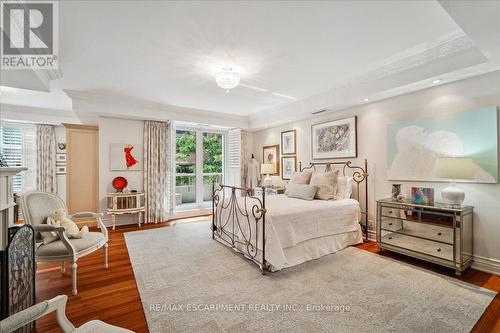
top-left (312, 109), bottom-right (328, 115)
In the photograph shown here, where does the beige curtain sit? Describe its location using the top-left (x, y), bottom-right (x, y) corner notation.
top-left (36, 124), bottom-right (57, 193)
top-left (143, 120), bottom-right (173, 223)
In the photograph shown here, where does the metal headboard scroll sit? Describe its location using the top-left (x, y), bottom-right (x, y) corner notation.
top-left (212, 184), bottom-right (268, 273)
top-left (299, 159), bottom-right (369, 240)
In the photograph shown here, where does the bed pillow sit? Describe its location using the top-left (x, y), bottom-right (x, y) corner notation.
top-left (289, 171), bottom-right (312, 184)
top-left (335, 176), bottom-right (353, 200)
top-left (285, 183), bottom-right (318, 201)
top-left (310, 170), bottom-right (339, 200)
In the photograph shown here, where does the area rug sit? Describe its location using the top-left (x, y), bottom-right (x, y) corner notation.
top-left (124, 221), bottom-right (495, 333)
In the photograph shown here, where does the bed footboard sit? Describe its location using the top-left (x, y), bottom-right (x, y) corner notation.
top-left (212, 184), bottom-right (268, 274)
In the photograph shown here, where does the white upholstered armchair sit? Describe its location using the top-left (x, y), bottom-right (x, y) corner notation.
top-left (0, 295), bottom-right (132, 332)
top-left (20, 191), bottom-right (109, 295)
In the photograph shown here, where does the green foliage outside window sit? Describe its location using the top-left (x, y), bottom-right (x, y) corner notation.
top-left (176, 131), bottom-right (223, 186)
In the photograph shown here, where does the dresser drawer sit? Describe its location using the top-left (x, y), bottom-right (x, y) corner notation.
top-left (380, 231), bottom-right (453, 261)
top-left (380, 218), bottom-right (453, 244)
top-left (381, 206), bottom-right (407, 218)
top-left (380, 217), bottom-right (403, 231)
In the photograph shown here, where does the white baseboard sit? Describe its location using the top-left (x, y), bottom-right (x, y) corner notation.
top-left (471, 254), bottom-right (500, 276)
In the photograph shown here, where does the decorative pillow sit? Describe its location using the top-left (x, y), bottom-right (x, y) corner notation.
top-left (335, 176), bottom-right (353, 200)
top-left (309, 170), bottom-right (339, 200)
top-left (290, 171), bottom-right (312, 184)
top-left (285, 183), bottom-right (318, 201)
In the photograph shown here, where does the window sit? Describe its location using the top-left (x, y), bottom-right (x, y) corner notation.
top-left (175, 127), bottom-right (224, 211)
top-left (0, 121), bottom-right (37, 193)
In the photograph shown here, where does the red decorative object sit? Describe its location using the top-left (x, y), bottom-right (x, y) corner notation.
top-left (112, 177), bottom-right (128, 192)
top-left (124, 145), bottom-right (138, 169)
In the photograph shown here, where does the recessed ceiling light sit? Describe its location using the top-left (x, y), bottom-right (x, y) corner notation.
top-left (364, 98), bottom-right (369, 102)
top-left (432, 79), bottom-right (442, 84)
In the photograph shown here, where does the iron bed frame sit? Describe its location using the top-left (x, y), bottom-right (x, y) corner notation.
top-left (211, 159), bottom-right (369, 274)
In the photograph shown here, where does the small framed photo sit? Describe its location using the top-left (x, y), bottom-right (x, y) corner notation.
top-left (281, 156), bottom-right (297, 180)
top-left (411, 187), bottom-right (434, 205)
top-left (281, 130), bottom-right (296, 155)
top-left (56, 165), bottom-right (67, 175)
top-left (56, 153), bottom-right (66, 164)
top-left (262, 144), bottom-right (280, 175)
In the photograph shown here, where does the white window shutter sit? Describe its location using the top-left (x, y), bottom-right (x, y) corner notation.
top-left (226, 129), bottom-right (242, 187)
top-left (228, 129), bottom-right (241, 168)
top-left (0, 121), bottom-right (37, 193)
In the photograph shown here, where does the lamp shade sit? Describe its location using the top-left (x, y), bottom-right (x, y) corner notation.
top-left (433, 157), bottom-right (475, 180)
top-left (261, 163), bottom-right (276, 175)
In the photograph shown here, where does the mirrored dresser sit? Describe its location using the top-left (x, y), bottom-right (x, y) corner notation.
top-left (376, 198), bottom-right (473, 275)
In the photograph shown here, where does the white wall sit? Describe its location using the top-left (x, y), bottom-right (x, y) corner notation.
top-left (99, 117), bottom-right (144, 226)
top-left (251, 72), bottom-right (500, 269)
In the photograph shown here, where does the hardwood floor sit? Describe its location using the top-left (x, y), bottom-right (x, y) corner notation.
top-left (35, 221), bottom-right (499, 332)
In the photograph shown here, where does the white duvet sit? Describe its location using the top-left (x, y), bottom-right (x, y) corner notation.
top-left (215, 194), bottom-right (362, 270)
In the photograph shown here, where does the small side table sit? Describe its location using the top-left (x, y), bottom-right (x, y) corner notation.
top-left (107, 192), bottom-right (145, 230)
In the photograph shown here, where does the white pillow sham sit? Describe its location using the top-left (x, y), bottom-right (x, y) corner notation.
top-left (335, 176), bottom-right (353, 200)
top-left (309, 170), bottom-right (339, 200)
top-left (285, 183), bottom-right (318, 201)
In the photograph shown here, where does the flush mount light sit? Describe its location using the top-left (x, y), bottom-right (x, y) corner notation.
top-left (215, 67), bottom-right (240, 91)
top-left (432, 79), bottom-right (442, 84)
top-left (364, 98), bottom-right (369, 102)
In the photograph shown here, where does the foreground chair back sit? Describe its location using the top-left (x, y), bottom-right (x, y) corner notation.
top-left (20, 191), bottom-right (109, 295)
top-left (0, 295), bottom-right (133, 333)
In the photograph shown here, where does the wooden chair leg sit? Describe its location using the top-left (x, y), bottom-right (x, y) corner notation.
top-left (70, 262), bottom-right (77, 295)
top-left (103, 243), bottom-right (109, 269)
top-left (60, 261), bottom-right (65, 274)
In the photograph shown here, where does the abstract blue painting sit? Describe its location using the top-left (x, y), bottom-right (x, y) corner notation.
top-left (387, 106), bottom-right (498, 183)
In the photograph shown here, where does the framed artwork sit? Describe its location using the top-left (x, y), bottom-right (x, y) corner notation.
top-left (387, 106), bottom-right (498, 183)
top-left (262, 144), bottom-right (280, 175)
top-left (281, 156), bottom-right (297, 180)
top-left (56, 165), bottom-right (67, 175)
top-left (411, 187), bottom-right (435, 205)
top-left (311, 116), bottom-right (357, 159)
top-left (110, 143), bottom-right (142, 171)
top-left (56, 153), bottom-right (66, 164)
top-left (281, 130), bottom-right (296, 155)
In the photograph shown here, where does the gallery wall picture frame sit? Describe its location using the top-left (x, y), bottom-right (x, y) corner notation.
top-left (311, 116), bottom-right (357, 160)
top-left (56, 153), bottom-right (67, 164)
top-left (281, 156), bottom-right (297, 180)
top-left (281, 129), bottom-right (296, 155)
top-left (262, 144), bottom-right (280, 176)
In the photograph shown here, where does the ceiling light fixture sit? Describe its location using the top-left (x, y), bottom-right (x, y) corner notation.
top-left (364, 98), bottom-right (369, 102)
top-left (432, 79), bottom-right (442, 84)
top-left (215, 67), bottom-right (240, 92)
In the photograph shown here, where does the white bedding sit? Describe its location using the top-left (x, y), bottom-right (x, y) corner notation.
top-left (215, 194), bottom-right (363, 270)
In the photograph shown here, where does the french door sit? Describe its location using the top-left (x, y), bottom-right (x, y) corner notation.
top-left (175, 127), bottom-right (224, 212)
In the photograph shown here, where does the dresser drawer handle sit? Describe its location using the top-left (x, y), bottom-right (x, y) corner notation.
top-left (388, 222), bottom-right (393, 226)
top-left (437, 248), bottom-right (442, 252)
top-left (388, 210), bottom-right (393, 214)
top-left (388, 236), bottom-right (392, 240)
top-left (437, 232), bottom-right (442, 236)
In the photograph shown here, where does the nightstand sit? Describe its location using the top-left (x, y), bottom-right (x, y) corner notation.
top-left (253, 186), bottom-right (285, 196)
top-left (376, 198), bottom-right (473, 275)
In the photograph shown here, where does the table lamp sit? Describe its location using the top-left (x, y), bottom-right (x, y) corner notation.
top-left (261, 164), bottom-right (276, 187)
top-left (434, 157), bottom-right (475, 206)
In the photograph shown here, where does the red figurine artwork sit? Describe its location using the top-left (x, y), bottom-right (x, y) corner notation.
top-left (124, 145), bottom-right (138, 169)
